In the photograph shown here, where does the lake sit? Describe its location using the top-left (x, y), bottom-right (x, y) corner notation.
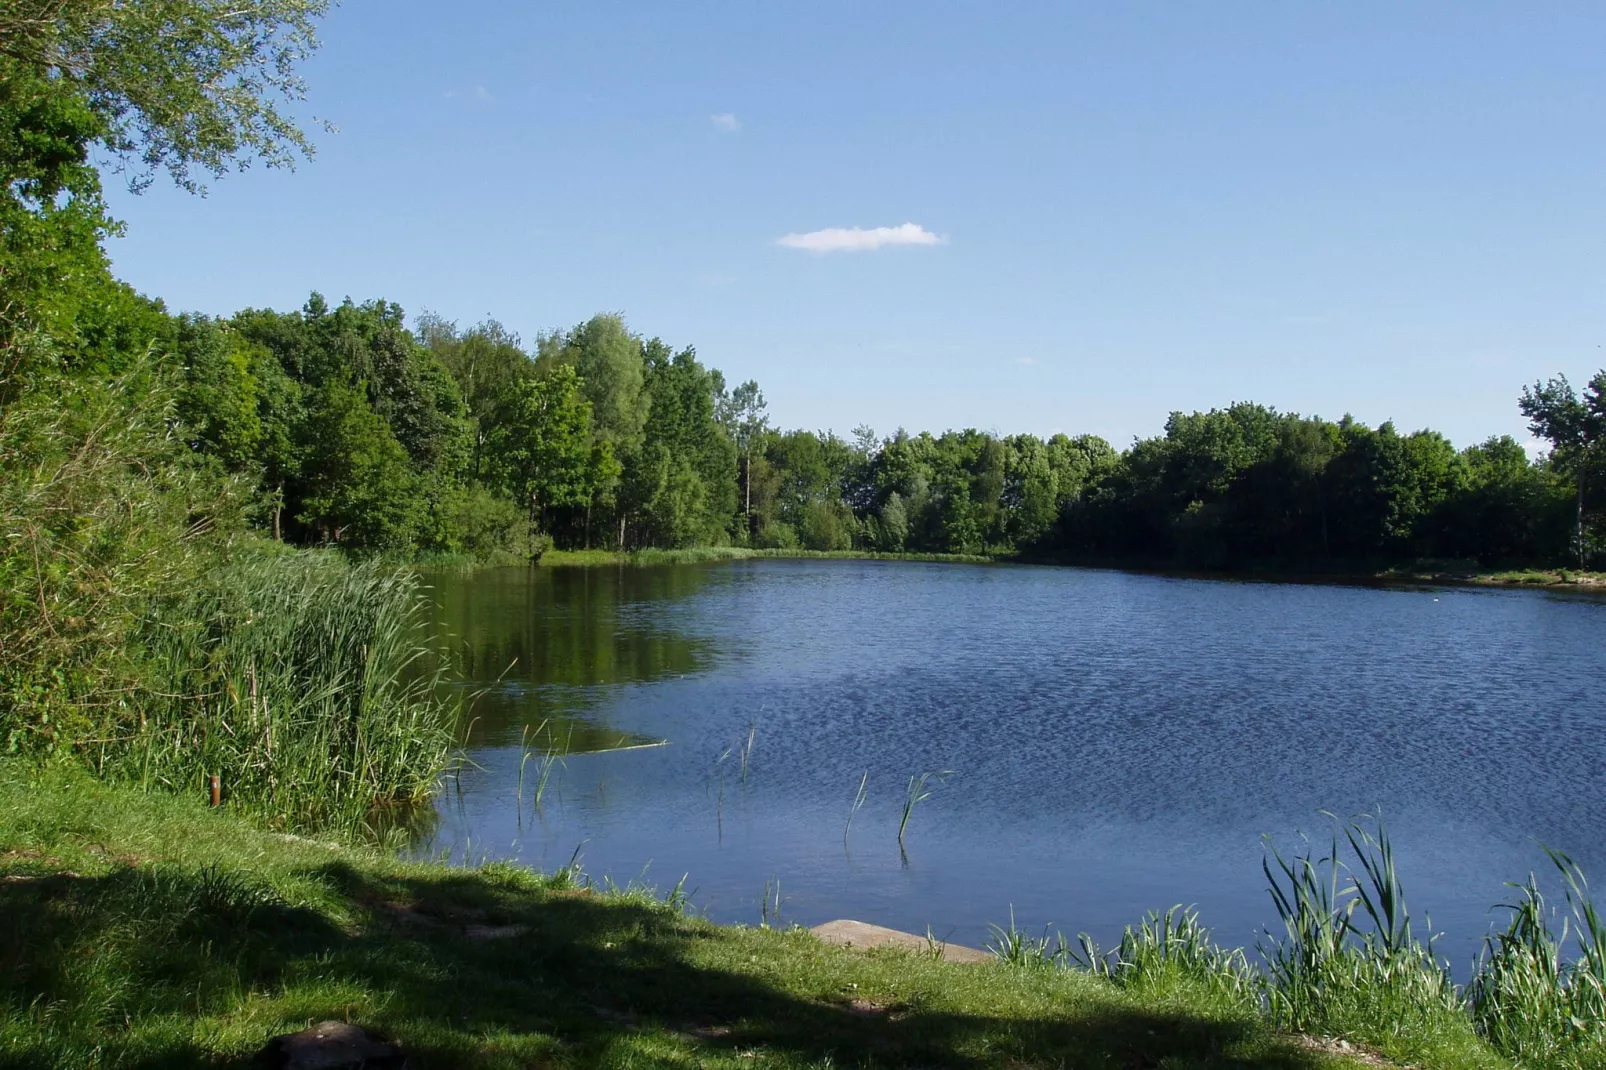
top-left (419, 559), bottom-right (1606, 968)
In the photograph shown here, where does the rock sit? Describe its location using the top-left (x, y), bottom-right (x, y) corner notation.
top-left (810, 919), bottom-right (992, 964)
top-left (257, 1021), bottom-right (406, 1069)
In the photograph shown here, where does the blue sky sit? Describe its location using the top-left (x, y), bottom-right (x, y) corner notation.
top-left (102, 2), bottom-right (1606, 450)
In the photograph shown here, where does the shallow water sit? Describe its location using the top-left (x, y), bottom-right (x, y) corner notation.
top-left (419, 559), bottom-right (1606, 968)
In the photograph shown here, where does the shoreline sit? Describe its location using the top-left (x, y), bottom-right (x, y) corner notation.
top-left (417, 545), bottom-right (1606, 592)
top-left (0, 763), bottom-right (1366, 1069)
top-left (0, 763), bottom-right (1484, 1068)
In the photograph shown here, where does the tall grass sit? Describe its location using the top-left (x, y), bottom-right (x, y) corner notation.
top-left (1071, 905), bottom-right (1259, 1009)
top-left (102, 551), bottom-right (457, 838)
top-left (1000, 815), bottom-right (1515, 1068)
top-left (1258, 820), bottom-right (1467, 1059)
top-left (1467, 849), bottom-right (1606, 1068)
top-left (987, 907), bottom-right (1063, 969)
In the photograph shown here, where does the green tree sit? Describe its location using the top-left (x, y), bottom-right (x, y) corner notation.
top-left (1520, 373), bottom-right (1606, 568)
top-left (623, 342), bottom-right (735, 548)
top-left (539, 315), bottom-right (650, 456)
top-left (718, 378), bottom-right (769, 538)
top-left (0, 66), bottom-right (111, 378)
top-left (174, 315), bottom-right (262, 470)
top-left (486, 364), bottom-right (602, 541)
top-left (298, 378), bottom-right (417, 549)
top-left (417, 314), bottom-right (535, 481)
top-left (2, 0), bottom-right (331, 192)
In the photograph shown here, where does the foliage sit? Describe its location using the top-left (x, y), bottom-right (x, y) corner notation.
top-left (485, 362), bottom-right (608, 538)
top-left (1, 0), bottom-right (331, 192)
top-left (1520, 373), bottom-right (1606, 568)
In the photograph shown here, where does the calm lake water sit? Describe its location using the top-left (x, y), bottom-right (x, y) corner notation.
top-left (419, 559), bottom-right (1606, 968)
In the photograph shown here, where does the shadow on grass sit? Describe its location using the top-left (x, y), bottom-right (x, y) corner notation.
top-left (1, 860), bottom-right (1337, 1069)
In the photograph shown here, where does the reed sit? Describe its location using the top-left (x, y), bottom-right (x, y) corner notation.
top-left (95, 551), bottom-right (457, 839)
top-left (760, 877), bottom-right (784, 928)
top-left (986, 908), bottom-right (1060, 969)
top-left (1258, 818), bottom-right (1463, 1053)
top-left (1467, 849), bottom-right (1606, 1068)
top-left (843, 769), bottom-right (869, 848)
top-left (897, 770), bottom-right (947, 848)
top-left (517, 721), bottom-right (565, 812)
top-left (738, 722), bottom-right (756, 782)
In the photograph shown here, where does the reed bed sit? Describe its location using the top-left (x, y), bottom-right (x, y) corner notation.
top-left (89, 551), bottom-right (457, 839)
top-left (994, 815), bottom-right (1600, 1068)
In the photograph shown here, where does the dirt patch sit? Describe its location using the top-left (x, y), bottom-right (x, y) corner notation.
top-left (1291, 1033), bottom-right (1393, 1066)
top-left (844, 999), bottom-right (892, 1018)
top-left (367, 899), bottom-right (526, 942)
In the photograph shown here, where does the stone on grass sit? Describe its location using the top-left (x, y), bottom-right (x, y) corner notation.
top-left (257, 1021), bottom-right (406, 1070)
top-left (810, 919), bottom-right (991, 964)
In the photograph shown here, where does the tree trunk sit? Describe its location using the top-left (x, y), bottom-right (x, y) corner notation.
top-left (1578, 471), bottom-right (1586, 571)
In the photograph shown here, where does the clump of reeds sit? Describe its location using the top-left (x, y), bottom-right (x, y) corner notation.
top-left (100, 551), bottom-right (457, 839)
top-left (1467, 849), bottom-right (1606, 1069)
top-left (1002, 814), bottom-right (1513, 1067)
top-left (517, 721), bottom-right (565, 812)
top-left (987, 907), bottom-right (1062, 968)
top-left (1258, 817), bottom-right (1462, 1049)
top-left (1071, 905), bottom-right (1257, 1008)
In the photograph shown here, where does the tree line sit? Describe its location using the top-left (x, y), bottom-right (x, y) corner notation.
top-left (2, 0), bottom-right (1603, 595)
top-left (163, 295), bottom-right (1605, 570)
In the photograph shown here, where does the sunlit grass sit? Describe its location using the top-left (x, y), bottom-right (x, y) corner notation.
top-left (0, 763), bottom-right (1351, 1070)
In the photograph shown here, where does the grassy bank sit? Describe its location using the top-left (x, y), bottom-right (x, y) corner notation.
top-left (4, 545), bottom-right (458, 842)
top-left (442, 545), bottom-right (1606, 593)
top-left (1391, 566), bottom-right (1606, 588)
top-left (0, 763), bottom-right (1372, 1070)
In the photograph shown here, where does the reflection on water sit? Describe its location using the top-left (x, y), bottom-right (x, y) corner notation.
top-left (420, 565), bottom-right (713, 751)
top-left (418, 559), bottom-right (1606, 970)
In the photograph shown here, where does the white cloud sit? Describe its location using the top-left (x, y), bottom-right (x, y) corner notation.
top-left (1013, 356), bottom-right (1040, 366)
top-left (711, 113), bottom-right (741, 133)
top-left (474, 85), bottom-right (494, 101)
top-left (775, 222), bottom-right (946, 254)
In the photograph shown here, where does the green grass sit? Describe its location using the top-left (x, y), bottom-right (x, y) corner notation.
top-left (1465, 568), bottom-right (1606, 586)
top-left (1376, 564), bottom-right (1606, 587)
top-left (0, 762), bottom-right (1361, 1070)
